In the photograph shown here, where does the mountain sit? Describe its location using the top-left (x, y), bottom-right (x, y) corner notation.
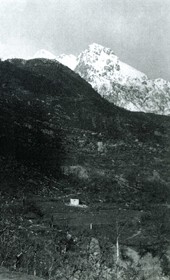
top-left (1, 56), bottom-right (170, 202)
top-left (76, 43), bottom-right (147, 83)
top-left (56, 54), bottom-right (77, 70)
top-left (33, 49), bottom-right (57, 60)
top-left (4, 44), bottom-right (170, 115)
top-left (0, 58), bottom-right (170, 278)
top-left (1, 57), bottom-right (170, 190)
top-left (32, 50), bottom-right (77, 70)
top-left (11, 44), bottom-right (170, 116)
top-left (75, 43), bottom-right (170, 115)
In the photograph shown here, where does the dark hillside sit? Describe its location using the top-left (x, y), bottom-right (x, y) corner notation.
top-left (0, 59), bottom-right (170, 278)
top-left (0, 58), bottom-right (170, 195)
top-left (8, 58), bottom-right (167, 140)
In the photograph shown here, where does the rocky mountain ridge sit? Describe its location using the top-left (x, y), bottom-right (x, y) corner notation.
top-left (74, 43), bottom-right (170, 115)
top-left (1, 57), bottom-right (170, 192)
top-left (32, 49), bottom-right (77, 71)
top-left (30, 43), bottom-right (170, 115)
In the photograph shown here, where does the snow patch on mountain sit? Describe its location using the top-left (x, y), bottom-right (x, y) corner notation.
top-left (32, 50), bottom-right (77, 70)
top-left (56, 54), bottom-right (77, 70)
top-left (75, 43), bottom-right (147, 86)
top-left (33, 49), bottom-right (57, 60)
top-left (118, 61), bottom-right (146, 80)
top-left (75, 43), bottom-right (170, 115)
top-left (13, 44), bottom-right (170, 115)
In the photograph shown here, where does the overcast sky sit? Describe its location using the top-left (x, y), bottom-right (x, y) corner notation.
top-left (0, 0), bottom-right (170, 80)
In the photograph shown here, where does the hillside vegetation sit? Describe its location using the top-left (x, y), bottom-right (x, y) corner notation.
top-left (0, 58), bottom-right (170, 279)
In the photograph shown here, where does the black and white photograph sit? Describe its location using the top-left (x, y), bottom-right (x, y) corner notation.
top-left (0, 0), bottom-right (170, 279)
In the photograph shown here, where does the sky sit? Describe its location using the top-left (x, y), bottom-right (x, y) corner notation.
top-left (0, 0), bottom-right (170, 80)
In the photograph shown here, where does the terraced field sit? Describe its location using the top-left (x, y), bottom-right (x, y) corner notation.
top-left (21, 195), bottom-right (170, 249)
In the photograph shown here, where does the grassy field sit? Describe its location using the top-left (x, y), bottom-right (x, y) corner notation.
top-left (19, 193), bottom-right (170, 248)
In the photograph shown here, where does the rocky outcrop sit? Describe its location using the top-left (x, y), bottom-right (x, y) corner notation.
top-left (75, 44), bottom-right (170, 115)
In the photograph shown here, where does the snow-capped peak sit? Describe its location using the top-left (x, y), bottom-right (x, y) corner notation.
top-left (77, 43), bottom-right (147, 81)
top-left (75, 43), bottom-right (147, 89)
top-left (33, 49), bottom-right (57, 60)
top-left (88, 43), bottom-right (114, 53)
top-left (89, 43), bottom-right (103, 49)
top-left (88, 43), bottom-right (117, 59)
top-left (32, 49), bottom-right (78, 70)
top-left (75, 43), bottom-right (170, 115)
top-left (7, 43), bottom-right (170, 115)
top-left (56, 54), bottom-right (77, 70)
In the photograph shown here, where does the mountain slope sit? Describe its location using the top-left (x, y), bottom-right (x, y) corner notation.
top-left (56, 54), bottom-right (77, 70)
top-left (7, 58), bottom-right (168, 139)
top-left (32, 49), bottom-right (77, 70)
top-left (12, 44), bottom-right (170, 116)
top-left (0, 58), bottom-right (170, 278)
top-left (75, 43), bottom-right (147, 83)
top-left (75, 43), bottom-right (170, 115)
top-left (0, 267), bottom-right (44, 280)
top-left (5, 44), bottom-right (170, 115)
top-left (1, 57), bottom-right (170, 185)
